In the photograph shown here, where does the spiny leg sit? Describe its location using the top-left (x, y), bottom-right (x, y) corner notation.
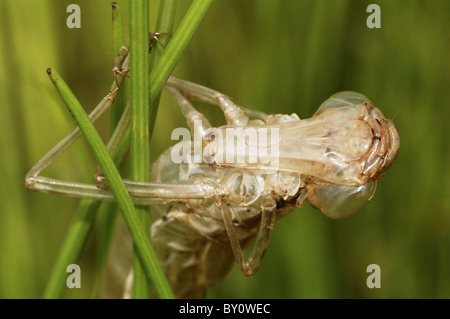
top-left (166, 76), bottom-right (249, 126)
top-left (220, 196), bottom-right (277, 276)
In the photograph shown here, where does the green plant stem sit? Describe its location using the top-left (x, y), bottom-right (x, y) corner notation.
top-left (130, 0), bottom-right (151, 299)
top-left (112, 2), bottom-right (125, 56)
top-left (90, 1), bottom-right (128, 298)
top-left (92, 109), bottom-right (131, 298)
top-left (42, 0), bottom-right (213, 299)
top-left (148, 0), bottom-right (176, 141)
top-left (47, 68), bottom-right (174, 299)
top-left (149, 0), bottom-right (176, 71)
top-left (148, 0), bottom-right (214, 114)
top-left (42, 199), bottom-right (101, 298)
top-left (110, 1), bottom-right (126, 129)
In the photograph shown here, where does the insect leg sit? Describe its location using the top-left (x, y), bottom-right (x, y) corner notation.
top-left (25, 49), bottom-right (220, 205)
top-left (243, 196), bottom-right (277, 275)
top-left (165, 86), bottom-right (211, 136)
top-left (149, 32), bottom-right (166, 54)
top-left (94, 100), bottom-right (130, 184)
top-left (25, 49), bottom-right (130, 188)
top-left (220, 204), bottom-right (246, 273)
top-left (166, 76), bottom-right (249, 126)
top-left (109, 46), bottom-right (130, 100)
top-left (241, 107), bottom-right (269, 123)
top-left (220, 196), bottom-right (277, 276)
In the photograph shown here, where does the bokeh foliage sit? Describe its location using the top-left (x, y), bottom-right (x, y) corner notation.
top-left (0, 0), bottom-right (448, 298)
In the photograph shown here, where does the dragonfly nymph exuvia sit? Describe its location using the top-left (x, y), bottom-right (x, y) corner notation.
top-left (26, 45), bottom-right (400, 298)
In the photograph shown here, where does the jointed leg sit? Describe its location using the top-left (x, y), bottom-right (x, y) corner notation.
top-left (165, 86), bottom-right (211, 136)
top-left (149, 32), bottom-right (166, 54)
top-left (27, 175), bottom-right (218, 206)
top-left (166, 76), bottom-right (250, 126)
top-left (25, 46), bottom-right (219, 206)
top-left (220, 196), bottom-right (277, 276)
top-left (94, 100), bottom-right (130, 185)
top-left (245, 196), bottom-right (277, 274)
top-left (26, 47), bottom-right (130, 183)
top-left (242, 107), bottom-right (269, 123)
top-left (110, 46), bottom-right (130, 101)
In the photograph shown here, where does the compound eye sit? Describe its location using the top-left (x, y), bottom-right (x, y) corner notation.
top-left (222, 170), bottom-right (262, 206)
top-left (308, 181), bottom-right (377, 219)
top-left (313, 91), bottom-right (371, 116)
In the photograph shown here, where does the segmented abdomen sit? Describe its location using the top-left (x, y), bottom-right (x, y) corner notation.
top-left (149, 143), bottom-right (241, 298)
top-left (150, 203), bottom-right (236, 298)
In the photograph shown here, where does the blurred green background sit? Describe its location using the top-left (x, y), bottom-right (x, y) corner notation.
top-left (0, 0), bottom-right (449, 298)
